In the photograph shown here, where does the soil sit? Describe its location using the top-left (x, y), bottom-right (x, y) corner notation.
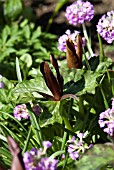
top-left (24, 0), bottom-right (114, 59)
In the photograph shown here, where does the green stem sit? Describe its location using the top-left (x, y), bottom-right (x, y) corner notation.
top-left (29, 111), bottom-right (43, 147)
top-left (61, 131), bottom-right (67, 151)
top-left (106, 69), bottom-right (114, 95)
top-left (82, 23), bottom-right (94, 57)
top-left (62, 116), bottom-right (73, 131)
top-left (22, 125), bottom-right (32, 154)
top-left (16, 57), bottom-right (22, 82)
top-left (83, 47), bottom-right (91, 70)
top-left (99, 85), bottom-right (109, 109)
top-left (46, 0), bottom-right (68, 32)
top-left (60, 99), bottom-right (73, 156)
top-left (111, 79), bottom-right (114, 96)
top-left (49, 150), bottom-right (65, 159)
top-left (60, 100), bottom-right (73, 132)
top-left (79, 96), bottom-right (85, 118)
top-left (62, 152), bottom-right (69, 170)
top-left (98, 33), bottom-right (105, 62)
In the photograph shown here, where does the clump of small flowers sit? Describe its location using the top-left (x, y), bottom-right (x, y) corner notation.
top-left (0, 74), bottom-right (4, 88)
top-left (31, 103), bottom-right (42, 116)
top-left (65, 0), bottom-right (94, 26)
top-left (68, 133), bottom-right (92, 160)
top-left (13, 104), bottom-right (29, 120)
top-left (97, 11), bottom-right (114, 43)
top-left (58, 29), bottom-right (86, 52)
top-left (98, 98), bottom-right (114, 136)
top-left (23, 141), bottom-right (58, 170)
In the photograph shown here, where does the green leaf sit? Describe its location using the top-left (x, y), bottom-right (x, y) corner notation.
top-left (16, 57), bottom-right (22, 82)
top-left (12, 76), bottom-right (50, 96)
top-left (75, 144), bottom-right (114, 170)
top-left (4, 0), bottom-right (23, 21)
top-left (1, 25), bottom-right (10, 45)
top-left (23, 25), bottom-right (31, 39)
top-left (65, 70), bottom-right (103, 95)
top-left (31, 26), bottom-right (42, 40)
top-left (20, 53), bottom-right (32, 68)
top-left (39, 101), bottom-right (63, 127)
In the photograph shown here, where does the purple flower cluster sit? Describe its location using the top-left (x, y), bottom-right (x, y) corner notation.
top-left (58, 29), bottom-right (86, 52)
top-left (0, 74), bottom-right (4, 88)
top-left (65, 0), bottom-right (94, 26)
top-left (68, 133), bottom-right (92, 160)
top-left (97, 11), bottom-right (114, 43)
top-left (13, 104), bottom-right (29, 120)
top-left (23, 141), bottom-right (58, 170)
top-left (32, 104), bottom-right (41, 116)
top-left (98, 98), bottom-right (114, 136)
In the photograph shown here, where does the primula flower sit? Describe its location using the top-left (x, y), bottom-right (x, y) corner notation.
top-left (23, 141), bottom-right (58, 170)
top-left (32, 104), bottom-right (41, 116)
top-left (65, 0), bottom-right (94, 26)
top-left (0, 74), bottom-right (4, 88)
top-left (97, 11), bottom-right (114, 43)
top-left (0, 82), bottom-right (4, 88)
top-left (68, 133), bottom-right (92, 160)
top-left (98, 99), bottom-right (114, 136)
top-left (14, 104), bottom-right (29, 120)
top-left (38, 157), bottom-right (58, 170)
top-left (58, 29), bottom-right (86, 52)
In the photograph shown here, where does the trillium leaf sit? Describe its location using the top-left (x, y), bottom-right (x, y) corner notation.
top-left (39, 101), bottom-right (62, 127)
top-left (75, 143), bottom-right (114, 170)
top-left (64, 70), bottom-right (102, 95)
top-left (11, 76), bottom-right (51, 104)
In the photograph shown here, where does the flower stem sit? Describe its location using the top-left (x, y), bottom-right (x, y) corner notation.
top-left (49, 150), bottom-right (65, 159)
top-left (60, 100), bottom-right (73, 132)
top-left (79, 96), bottom-right (85, 118)
top-left (22, 125), bottom-right (32, 154)
top-left (82, 23), bottom-right (94, 57)
top-left (62, 152), bottom-right (69, 170)
top-left (29, 111), bottom-right (43, 147)
top-left (99, 84), bottom-right (109, 109)
top-left (60, 98), bottom-right (73, 152)
top-left (83, 47), bottom-right (91, 70)
top-left (98, 33), bottom-right (105, 62)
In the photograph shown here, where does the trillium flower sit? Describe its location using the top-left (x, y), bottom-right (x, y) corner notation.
top-left (39, 55), bottom-right (77, 101)
top-left (39, 55), bottom-right (63, 101)
top-left (58, 29), bottom-right (86, 52)
top-left (66, 34), bottom-right (83, 68)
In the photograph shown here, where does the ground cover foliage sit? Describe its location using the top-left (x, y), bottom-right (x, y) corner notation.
top-left (1, 0), bottom-right (114, 169)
